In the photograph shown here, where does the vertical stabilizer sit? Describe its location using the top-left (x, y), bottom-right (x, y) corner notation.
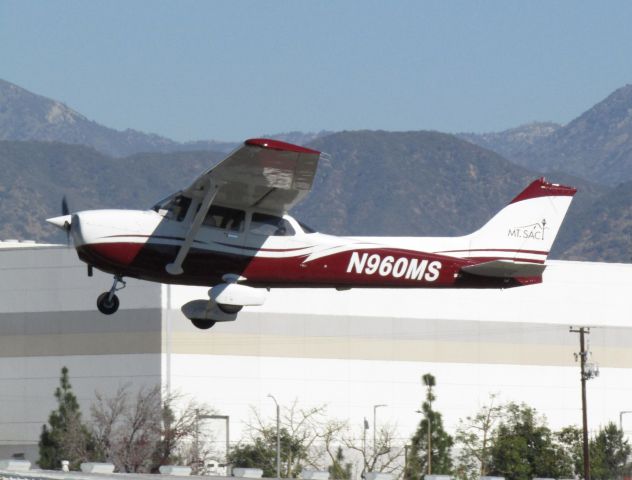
top-left (467, 178), bottom-right (577, 265)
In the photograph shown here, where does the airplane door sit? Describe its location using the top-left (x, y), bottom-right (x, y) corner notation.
top-left (197, 205), bottom-right (247, 251)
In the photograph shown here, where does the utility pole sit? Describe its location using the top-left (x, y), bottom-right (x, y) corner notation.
top-left (570, 326), bottom-right (598, 480)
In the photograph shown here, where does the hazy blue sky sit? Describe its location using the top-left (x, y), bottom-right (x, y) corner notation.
top-left (2, 1), bottom-right (632, 141)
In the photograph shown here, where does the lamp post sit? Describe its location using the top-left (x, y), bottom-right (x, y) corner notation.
top-left (268, 394), bottom-right (281, 479)
top-left (362, 418), bottom-right (369, 478)
top-left (620, 411), bottom-right (632, 433)
top-left (373, 404), bottom-right (387, 454)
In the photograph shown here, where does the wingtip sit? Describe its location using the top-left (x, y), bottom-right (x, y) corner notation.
top-left (245, 138), bottom-right (321, 155)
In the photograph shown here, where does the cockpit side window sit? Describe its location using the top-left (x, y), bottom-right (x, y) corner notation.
top-left (203, 205), bottom-right (245, 232)
top-left (153, 194), bottom-right (191, 222)
top-left (250, 213), bottom-right (296, 236)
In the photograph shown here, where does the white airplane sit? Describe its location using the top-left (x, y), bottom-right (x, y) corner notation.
top-left (47, 138), bottom-right (576, 329)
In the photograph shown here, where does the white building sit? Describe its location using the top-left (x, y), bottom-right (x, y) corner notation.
top-left (1, 243), bottom-right (632, 464)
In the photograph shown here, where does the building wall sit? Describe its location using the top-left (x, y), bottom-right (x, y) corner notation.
top-left (2, 246), bottom-right (632, 465)
top-left (163, 260), bottom-right (632, 447)
top-left (0, 247), bottom-right (163, 462)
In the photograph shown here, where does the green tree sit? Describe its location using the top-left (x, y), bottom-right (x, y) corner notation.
top-left (38, 367), bottom-right (95, 470)
top-left (590, 422), bottom-right (631, 480)
top-left (228, 437), bottom-right (277, 477)
top-left (454, 394), bottom-right (503, 480)
top-left (556, 425), bottom-right (583, 477)
top-left (229, 403), bottom-right (351, 478)
top-left (405, 373), bottom-right (453, 479)
top-left (488, 403), bottom-right (572, 480)
top-left (328, 446), bottom-right (352, 480)
top-left (227, 427), bottom-right (304, 477)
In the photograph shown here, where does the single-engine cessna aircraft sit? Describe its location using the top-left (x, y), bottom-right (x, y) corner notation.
top-left (47, 138), bottom-right (576, 329)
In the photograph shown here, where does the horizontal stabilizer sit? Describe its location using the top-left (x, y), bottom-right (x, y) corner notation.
top-left (461, 260), bottom-right (546, 278)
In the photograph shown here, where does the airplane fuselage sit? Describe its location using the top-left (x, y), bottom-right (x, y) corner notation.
top-left (72, 208), bottom-right (541, 290)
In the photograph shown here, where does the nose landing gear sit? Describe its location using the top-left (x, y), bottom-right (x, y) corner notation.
top-left (97, 275), bottom-right (126, 315)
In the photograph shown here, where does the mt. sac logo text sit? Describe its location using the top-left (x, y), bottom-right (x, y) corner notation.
top-left (508, 219), bottom-right (547, 241)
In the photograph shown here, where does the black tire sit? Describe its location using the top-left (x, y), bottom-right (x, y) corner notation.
top-left (217, 303), bottom-right (243, 314)
top-left (97, 292), bottom-right (120, 315)
top-left (191, 319), bottom-right (216, 330)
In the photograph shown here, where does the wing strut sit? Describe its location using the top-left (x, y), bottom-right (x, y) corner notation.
top-left (166, 180), bottom-right (220, 275)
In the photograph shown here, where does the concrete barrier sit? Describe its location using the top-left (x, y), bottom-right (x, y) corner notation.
top-left (301, 469), bottom-right (330, 480)
top-left (232, 468), bottom-right (264, 478)
top-left (80, 462), bottom-right (115, 474)
top-left (0, 459), bottom-right (31, 472)
top-left (366, 473), bottom-right (394, 480)
top-left (159, 465), bottom-right (192, 476)
top-left (424, 475), bottom-right (452, 480)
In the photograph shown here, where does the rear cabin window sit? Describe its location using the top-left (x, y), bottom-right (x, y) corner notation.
top-left (203, 205), bottom-right (245, 232)
top-left (250, 213), bottom-right (295, 236)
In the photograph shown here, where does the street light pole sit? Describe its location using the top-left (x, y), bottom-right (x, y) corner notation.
top-left (620, 411), bottom-right (632, 433)
top-left (268, 394), bottom-right (281, 479)
top-left (373, 404), bottom-right (386, 455)
top-left (362, 418), bottom-right (369, 478)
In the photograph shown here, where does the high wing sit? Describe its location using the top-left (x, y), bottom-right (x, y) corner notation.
top-left (183, 138), bottom-right (321, 213)
top-left (165, 138), bottom-right (321, 275)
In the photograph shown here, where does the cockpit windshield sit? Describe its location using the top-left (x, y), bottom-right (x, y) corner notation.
top-left (152, 193), bottom-right (191, 222)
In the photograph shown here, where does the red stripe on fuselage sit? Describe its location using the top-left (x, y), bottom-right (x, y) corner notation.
top-left (86, 242), bottom-right (145, 266)
top-left (78, 241), bottom-right (542, 289)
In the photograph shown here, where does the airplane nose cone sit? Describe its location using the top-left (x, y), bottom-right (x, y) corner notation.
top-left (46, 214), bottom-right (72, 230)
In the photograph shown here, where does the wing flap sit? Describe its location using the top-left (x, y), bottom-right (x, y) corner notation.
top-left (461, 260), bottom-right (546, 278)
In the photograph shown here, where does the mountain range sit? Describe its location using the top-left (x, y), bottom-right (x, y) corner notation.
top-left (461, 84), bottom-right (632, 186)
top-left (2, 78), bottom-right (632, 262)
top-left (0, 79), bottom-right (329, 156)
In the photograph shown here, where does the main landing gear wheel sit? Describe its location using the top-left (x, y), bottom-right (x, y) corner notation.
top-left (191, 319), bottom-right (216, 330)
top-left (97, 292), bottom-right (120, 315)
top-left (97, 275), bottom-right (126, 315)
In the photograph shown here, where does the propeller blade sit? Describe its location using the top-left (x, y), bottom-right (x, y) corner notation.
top-left (49, 196), bottom-right (72, 246)
top-left (61, 196), bottom-right (69, 216)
